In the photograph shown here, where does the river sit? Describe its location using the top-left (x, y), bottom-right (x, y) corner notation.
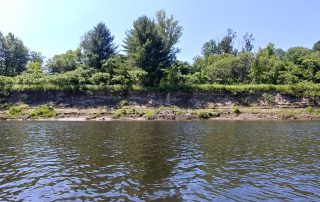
top-left (0, 121), bottom-right (319, 201)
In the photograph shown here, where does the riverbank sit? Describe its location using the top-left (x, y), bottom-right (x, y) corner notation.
top-left (1, 105), bottom-right (320, 121)
top-left (1, 89), bottom-right (320, 121)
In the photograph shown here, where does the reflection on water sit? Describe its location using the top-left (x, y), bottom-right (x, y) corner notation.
top-left (0, 121), bottom-right (319, 201)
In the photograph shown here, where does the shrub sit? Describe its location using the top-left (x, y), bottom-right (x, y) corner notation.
top-left (114, 108), bottom-right (127, 118)
top-left (28, 105), bottom-right (55, 118)
top-left (0, 103), bottom-right (10, 110)
top-left (8, 106), bottom-right (23, 117)
top-left (306, 106), bottom-right (320, 114)
top-left (306, 106), bottom-right (314, 114)
top-left (118, 99), bottom-right (128, 107)
top-left (144, 111), bottom-right (155, 120)
top-left (196, 110), bottom-right (220, 119)
top-left (232, 106), bottom-right (241, 114)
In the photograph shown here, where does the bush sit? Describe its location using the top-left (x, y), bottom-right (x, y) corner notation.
top-left (144, 111), bottom-right (155, 120)
top-left (306, 106), bottom-right (320, 114)
top-left (114, 108), bottom-right (127, 118)
top-left (118, 99), bottom-right (128, 107)
top-left (28, 105), bottom-right (55, 118)
top-left (0, 103), bottom-right (10, 110)
top-left (306, 106), bottom-right (314, 114)
top-left (196, 110), bottom-right (220, 119)
top-left (232, 106), bottom-right (241, 114)
top-left (8, 106), bottom-right (23, 117)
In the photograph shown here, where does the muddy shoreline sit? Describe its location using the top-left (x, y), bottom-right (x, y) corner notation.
top-left (1, 106), bottom-right (320, 121)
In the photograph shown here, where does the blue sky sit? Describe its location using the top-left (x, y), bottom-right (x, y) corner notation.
top-left (0, 0), bottom-right (319, 62)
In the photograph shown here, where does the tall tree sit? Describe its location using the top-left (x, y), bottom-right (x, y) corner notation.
top-left (250, 43), bottom-right (282, 84)
top-left (0, 32), bottom-right (29, 76)
top-left (313, 41), bottom-right (320, 52)
top-left (0, 32), bottom-right (6, 74)
top-left (219, 29), bottom-right (237, 54)
top-left (285, 47), bottom-right (310, 64)
top-left (155, 9), bottom-right (183, 64)
top-left (242, 32), bottom-right (254, 52)
top-left (124, 11), bottom-right (182, 86)
top-left (202, 29), bottom-right (237, 57)
top-left (29, 51), bottom-right (45, 65)
top-left (46, 49), bottom-right (81, 73)
top-left (124, 16), bottom-right (166, 86)
top-left (202, 40), bottom-right (220, 57)
top-left (80, 22), bottom-right (116, 69)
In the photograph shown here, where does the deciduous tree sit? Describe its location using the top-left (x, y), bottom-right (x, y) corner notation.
top-left (0, 32), bottom-right (29, 76)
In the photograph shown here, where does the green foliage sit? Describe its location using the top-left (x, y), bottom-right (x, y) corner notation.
top-left (29, 51), bottom-right (45, 65)
top-left (46, 49), bottom-right (81, 73)
top-left (202, 40), bottom-right (220, 57)
top-left (196, 110), bottom-right (220, 119)
top-left (202, 29), bottom-right (244, 57)
top-left (285, 47), bottom-right (311, 64)
top-left (262, 93), bottom-right (276, 106)
top-left (102, 55), bottom-right (142, 87)
top-left (90, 72), bottom-right (111, 85)
top-left (250, 43), bottom-right (280, 84)
top-left (25, 62), bottom-right (42, 74)
top-left (8, 106), bottom-right (22, 117)
top-left (306, 106), bottom-right (320, 114)
top-left (232, 106), bottom-right (241, 114)
top-left (114, 108), bottom-right (127, 118)
top-left (193, 52), bottom-right (253, 84)
top-left (160, 60), bottom-right (192, 87)
top-left (1, 18), bottom-right (320, 95)
top-left (124, 16), bottom-right (167, 86)
top-left (124, 10), bottom-right (182, 86)
top-left (81, 22), bottom-right (116, 69)
top-left (118, 99), bottom-right (128, 108)
top-left (0, 32), bottom-right (29, 76)
top-left (155, 9), bottom-right (183, 62)
top-left (28, 105), bottom-right (55, 118)
top-left (143, 111), bottom-right (156, 120)
top-left (198, 38), bottom-right (320, 86)
top-left (242, 33), bottom-right (255, 52)
top-left (306, 106), bottom-right (314, 114)
top-left (196, 111), bottom-right (213, 119)
top-left (313, 41), bottom-right (320, 52)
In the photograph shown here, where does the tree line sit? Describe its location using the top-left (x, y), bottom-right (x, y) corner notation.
top-left (1, 10), bottom-right (320, 90)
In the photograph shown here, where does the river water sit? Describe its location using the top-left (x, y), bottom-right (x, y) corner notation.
top-left (0, 121), bottom-right (319, 201)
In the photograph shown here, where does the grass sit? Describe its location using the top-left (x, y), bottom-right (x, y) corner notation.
top-left (1, 82), bottom-right (320, 97)
top-left (305, 106), bottom-right (320, 114)
top-left (114, 108), bottom-right (127, 118)
top-left (143, 111), bottom-right (156, 120)
top-left (28, 105), bottom-right (55, 118)
top-left (113, 107), bottom-right (156, 119)
top-left (1, 104), bottom-right (320, 120)
top-left (232, 106), bottom-right (241, 114)
top-left (195, 109), bottom-right (220, 119)
top-left (8, 106), bottom-right (23, 117)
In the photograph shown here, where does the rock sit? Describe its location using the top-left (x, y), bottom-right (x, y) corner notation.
top-left (182, 112), bottom-right (196, 120)
top-left (156, 110), bottom-right (176, 120)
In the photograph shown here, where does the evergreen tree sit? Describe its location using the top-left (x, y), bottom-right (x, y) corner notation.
top-left (80, 22), bottom-right (116, 70)
top-left (124, 11), bottom-right (182, 86)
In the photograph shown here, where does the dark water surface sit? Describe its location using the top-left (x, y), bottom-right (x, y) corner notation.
top-left (0, 121), bottom-right (319, 201)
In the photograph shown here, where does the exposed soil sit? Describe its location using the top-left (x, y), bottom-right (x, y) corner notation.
top-left (1, 106), bottom-right (320, 121)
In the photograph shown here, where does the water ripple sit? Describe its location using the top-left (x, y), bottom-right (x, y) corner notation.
top-left (0, 121), bottom-right (319, 201)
